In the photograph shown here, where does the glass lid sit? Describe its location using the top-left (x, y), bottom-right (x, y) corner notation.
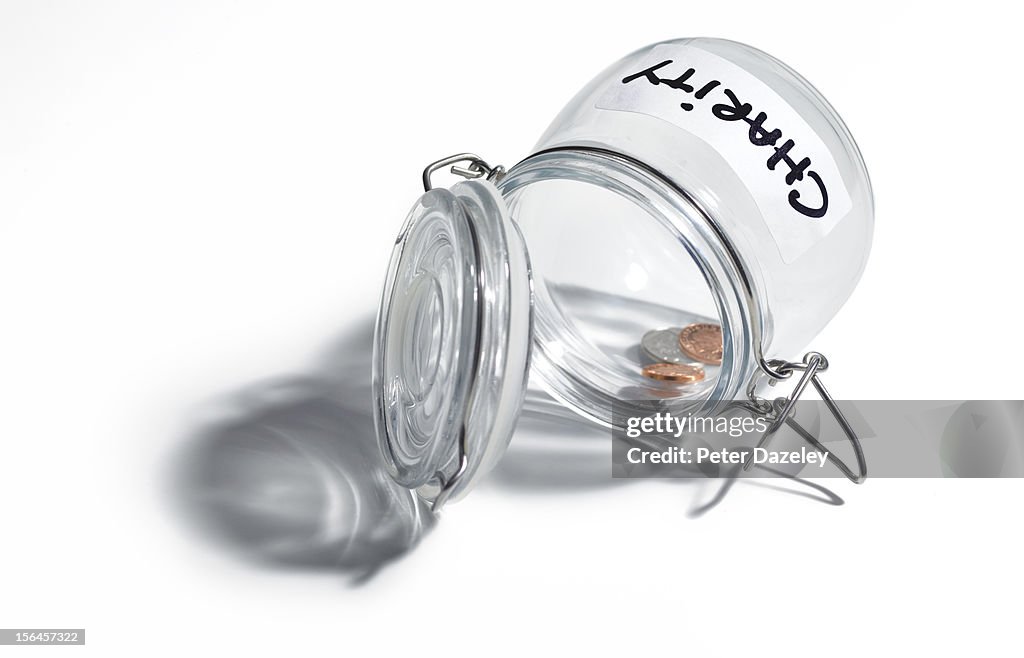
top-left (373, 178), bottom-right (532, 506)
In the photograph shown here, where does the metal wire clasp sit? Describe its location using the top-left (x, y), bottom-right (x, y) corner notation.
top-left (422, 153), bottom-right (507, 192)
top-left (743, 351), bottom-right (867, 483)
top-left (419, 153), bottom-right (506, 514)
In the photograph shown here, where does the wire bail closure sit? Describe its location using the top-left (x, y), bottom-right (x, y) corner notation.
top-left (423, 153), bottom-right (507, 192)
top-left (419, 153), bottom-right (506, 514)
top-left (743, 352), bottom-right (867, 483)
top-left (429, 429), bottom-right (468, 513)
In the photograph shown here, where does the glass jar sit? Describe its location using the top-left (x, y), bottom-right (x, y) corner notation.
top-left (372, 37), bottom-right (874, 508)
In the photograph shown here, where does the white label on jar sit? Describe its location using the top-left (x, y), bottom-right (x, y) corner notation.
top-left (596, 44), bottom-right (852, 263)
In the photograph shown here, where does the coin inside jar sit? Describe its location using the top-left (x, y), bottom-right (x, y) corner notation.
top-left (677, 323), bottom-right (723, 365)
top-left (641, 362), bottom-right (706, 383)
top-left (640, 327), bottom-right (689, 364)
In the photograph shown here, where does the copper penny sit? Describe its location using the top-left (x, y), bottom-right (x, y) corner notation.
top-left (677, 323), bottom-right (723, 365)
top-left (641, 362), bottom-right (706, 383)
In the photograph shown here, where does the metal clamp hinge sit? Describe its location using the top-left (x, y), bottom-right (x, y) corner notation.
top-left (741, 351), bottom-right (867, 484)
top-left (420, 153), bottom-right (507, 514)
top-left (423, 153), bottom-right (507, 192)
top-left (429, 427), bottom-right (468, 514)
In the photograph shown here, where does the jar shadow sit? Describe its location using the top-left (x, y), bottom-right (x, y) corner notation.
top-left (170, 317), bottom-right (435, 586)
top-left (169, 317), bottom-right (843, 586)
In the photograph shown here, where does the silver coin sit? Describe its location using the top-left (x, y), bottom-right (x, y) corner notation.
top-left (640, 327), bottom-right (688, 364)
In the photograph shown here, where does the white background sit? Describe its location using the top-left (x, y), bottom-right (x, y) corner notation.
top-left (1, 1), bottom-right (1022, 656)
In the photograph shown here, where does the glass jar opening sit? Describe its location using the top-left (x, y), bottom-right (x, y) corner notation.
top-left (498, 149), bottom-right (759, 427)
